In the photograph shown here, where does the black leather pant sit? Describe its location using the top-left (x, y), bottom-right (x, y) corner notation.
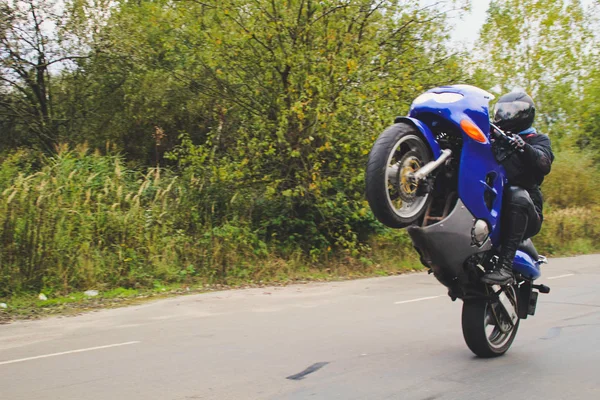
top-left (499, 186), bottom-right (542, 262)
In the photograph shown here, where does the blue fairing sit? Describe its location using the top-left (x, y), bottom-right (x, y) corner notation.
top-left (513, 250), bottom-right (541, 280)
top-left (458, 134), bottom-right (505, 244)
top-left (408, 84), bottom-right (505, 244)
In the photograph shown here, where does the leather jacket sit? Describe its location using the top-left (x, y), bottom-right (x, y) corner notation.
top-left (501, 131), bottom-right (554, 220)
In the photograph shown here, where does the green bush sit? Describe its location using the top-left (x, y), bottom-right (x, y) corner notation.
top-left (533, 149), bottom-right (600, 255)
top-left (0, 146), bottom-right (373, 296)
top-left (0, 146), bottom-right (248, 295)
top-left (0, 147), bottom-right (178, 294)
top-left (536, 206), bottom-right (600, 255)
top-left (2, 146), bottom-right (599, 298)
top-left (542, 150), bottom-right (600, 208)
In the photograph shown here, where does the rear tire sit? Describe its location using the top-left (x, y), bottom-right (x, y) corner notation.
top-left (462, 291), bottom-right (520, 358)
top-left (366, 123), bottom-right (433, 228)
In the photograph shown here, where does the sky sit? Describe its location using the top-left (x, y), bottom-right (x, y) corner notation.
top-left (418, 0), bottom-right (491, 49)
top-left (443, 0), bottom-right (596, 46)
top-left (450, 0), bottom-right (491, 47)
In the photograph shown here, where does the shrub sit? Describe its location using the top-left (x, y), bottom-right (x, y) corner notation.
top-left (535, 206), bottom-right (600, 255)
top-left (542, 150), bottom-right (600, 208)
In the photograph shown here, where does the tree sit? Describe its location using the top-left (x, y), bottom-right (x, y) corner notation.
top-left (473, 0), bottom-right (596, 142)
top-left (1, 0), bottom-right (470, 251)
top-left (0, 0), bottom-right (107, 152)
top-left (162, 0), bottom-right (468, 249)
top-left (579, 59), bottom-right (600, 158)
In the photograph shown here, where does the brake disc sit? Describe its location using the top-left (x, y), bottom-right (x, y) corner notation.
top-left (396, 151), bottom-right (421, 202)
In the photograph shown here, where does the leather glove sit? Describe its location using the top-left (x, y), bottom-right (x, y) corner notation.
top-left (509, 134), bottom-right (525, 151)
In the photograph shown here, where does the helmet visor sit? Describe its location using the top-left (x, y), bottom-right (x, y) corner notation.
top-left (493, 101), bottom-right (532, 124)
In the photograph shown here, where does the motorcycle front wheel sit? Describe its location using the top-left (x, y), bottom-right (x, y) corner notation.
top-left (461, 286), bottom-right (520, 358)
top-left (366, 123), bottom-right (433, 228)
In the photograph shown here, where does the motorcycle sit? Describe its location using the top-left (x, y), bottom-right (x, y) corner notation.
top-left (365, 84), bottom-right (550, 358)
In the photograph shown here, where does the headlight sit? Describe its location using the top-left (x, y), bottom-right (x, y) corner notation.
top-left (471, 219), bottom-right (490, 246)
top-left (412, 92), bottom-right (464, 105)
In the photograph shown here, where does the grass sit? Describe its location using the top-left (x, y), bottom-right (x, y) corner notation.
top-left (535, 206), bottom-right (600, 256)
top-left (1, 208), bottom-right (597, 323)
top-left (1, 147), bottom-right (599, 322)
top-left (0, 146), bottom-right (423, 304)
top-left (0, 259), bottom-right (424, 323)
top-left (3, 232), bottom-right (595, 324)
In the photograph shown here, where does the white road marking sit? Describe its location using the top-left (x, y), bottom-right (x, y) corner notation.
top-left (0, 341), bottom-right (141, 366)
top-left (547, 274), bottom-right (575, 280)
top-left (395, 295), bottom-right (444, 305)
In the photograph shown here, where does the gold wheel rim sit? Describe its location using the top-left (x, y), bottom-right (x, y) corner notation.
top-left (400, 158), bottom-right (420, 195)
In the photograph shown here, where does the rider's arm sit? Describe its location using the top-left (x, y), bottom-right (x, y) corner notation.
top-left (519, 135), bottom-right (554, 176)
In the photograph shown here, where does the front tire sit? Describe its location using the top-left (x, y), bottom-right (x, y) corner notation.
top-left (461, 288), bottom-right (520, 358)
top-left (366, 123), bottom-right (433, 228)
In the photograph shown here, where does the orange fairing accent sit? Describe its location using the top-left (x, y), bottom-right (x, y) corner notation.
top-left (460, 119), bottom-right (488, 143)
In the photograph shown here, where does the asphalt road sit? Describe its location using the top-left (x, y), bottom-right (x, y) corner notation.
top-left (1, 255), bottom-right (599, 400)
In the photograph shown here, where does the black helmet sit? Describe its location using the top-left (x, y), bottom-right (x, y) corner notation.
top-left (493, 91), bottom-right (536, 133)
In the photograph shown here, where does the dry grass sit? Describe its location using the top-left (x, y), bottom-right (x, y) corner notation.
top-left (1, 147), bottom-right (598, 298)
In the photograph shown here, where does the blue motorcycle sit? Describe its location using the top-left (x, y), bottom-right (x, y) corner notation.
top-left (366, 84), bottom-right (550, 357)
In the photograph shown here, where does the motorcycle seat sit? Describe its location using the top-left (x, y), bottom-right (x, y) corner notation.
top-left (518, 239), bottom-right (539, 260)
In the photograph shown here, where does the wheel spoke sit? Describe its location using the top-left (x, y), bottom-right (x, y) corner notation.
top-left (484, 286), bottom-right (518, 350)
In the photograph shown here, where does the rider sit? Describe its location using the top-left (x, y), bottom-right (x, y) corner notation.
top-left (481, 91), bottom-right (554, 285)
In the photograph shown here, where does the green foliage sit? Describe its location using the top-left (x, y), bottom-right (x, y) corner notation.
top-left (0, 147), bottom-right (205, 295)
top-left (536, 149), bottom-right (600, 255)
top-left (474, 0), bottom-right (597, 144)
top-left (1, 0), bottom-right (600, 302)
top-left (542, 150), bottom-right (600, 208)
top-left (0, 0), bottom-right (113, 152)
top-left (2, 1), bottom-right (471, 297)
top-left (579, 63), bottom-right (600, 158)
top-left (535, 206), bottom-right (600, 255)
top-left (0, 147), bottom-right (423, 297)
top-left (471, 0), bottom-right (600, 256)
top-left (164, 0), bottom-right (464, 252)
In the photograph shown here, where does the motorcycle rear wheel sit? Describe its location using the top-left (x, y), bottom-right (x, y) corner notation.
top-left (461, 287), bottom-right (520, 358)
top-left (366, 123), bottom-right (433, 228)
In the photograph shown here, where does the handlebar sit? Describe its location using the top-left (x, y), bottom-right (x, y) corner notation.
top-left (489, 123), bottom-right (510, 141)
top-left (489, 123), bottom-right (524, 153)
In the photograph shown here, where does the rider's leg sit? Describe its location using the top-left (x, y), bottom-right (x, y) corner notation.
top-left (481, 186), bottom-right (541, 285)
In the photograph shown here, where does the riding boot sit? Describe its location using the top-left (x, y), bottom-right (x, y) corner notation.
top-left (481, 207), bottom-right (529, 286)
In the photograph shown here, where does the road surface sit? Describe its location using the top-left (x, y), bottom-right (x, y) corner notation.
top-left (1, 255), bottom-right (599, 399)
